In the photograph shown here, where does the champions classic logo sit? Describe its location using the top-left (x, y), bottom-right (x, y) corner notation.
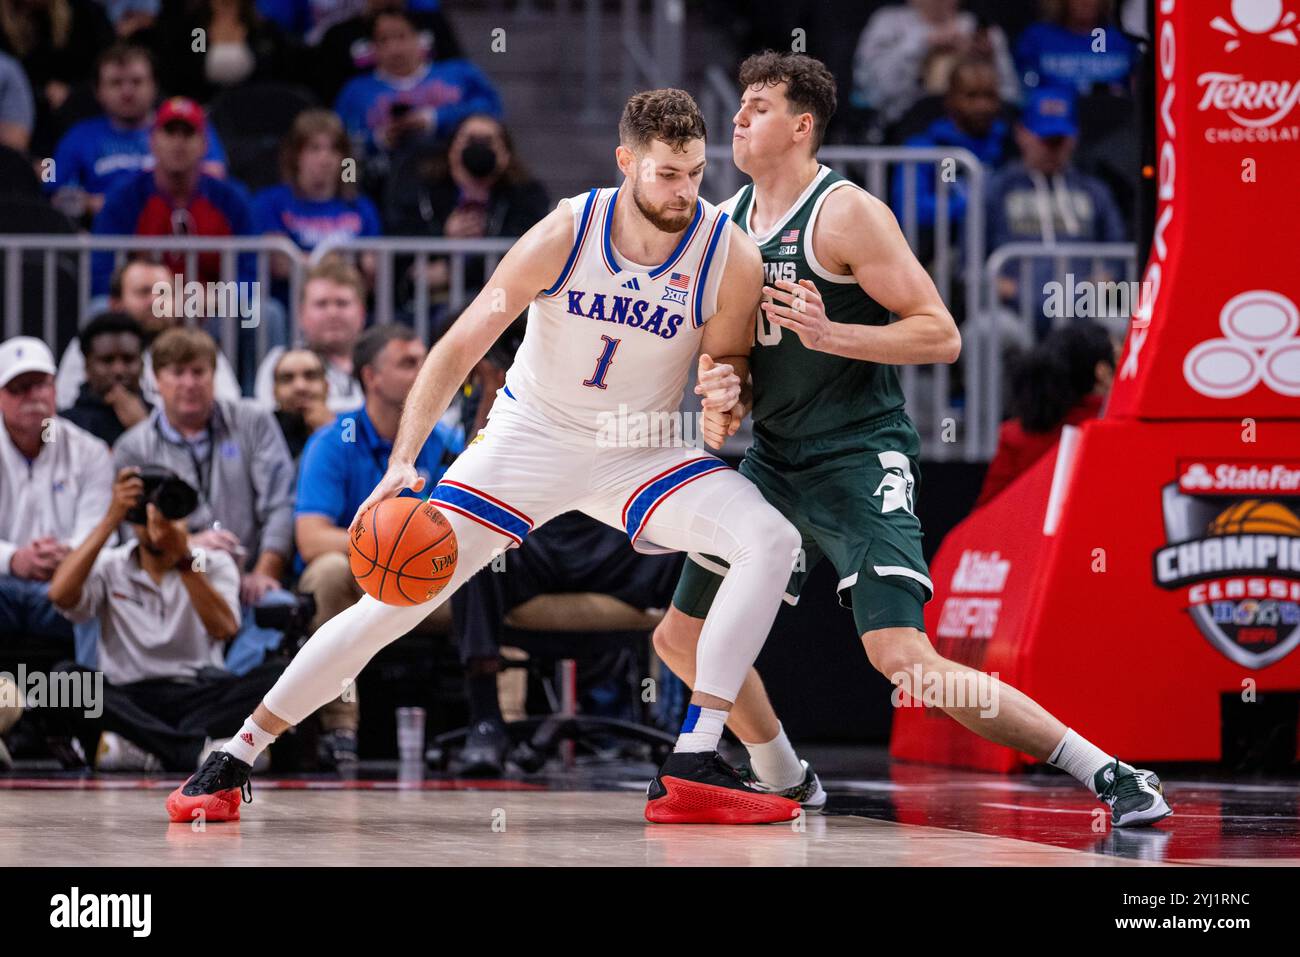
top-left (1200, 0), bottom-right (1300, 143)
top-left (1153, 459), bottom-right (1300, 668)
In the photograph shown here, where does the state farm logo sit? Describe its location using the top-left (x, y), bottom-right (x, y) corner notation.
top-left (1179, 460), bottom-right (1300, 494)
top-left (1201, 1), bottom-right (1300, 142)
top-left (1183, 290), bottom-right (1300, 397)
top-left (937, 550), bottom-right (1009, 640)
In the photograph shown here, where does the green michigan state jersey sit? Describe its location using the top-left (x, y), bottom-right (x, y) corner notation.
top-left (726, 165), bottom-right (907, 444)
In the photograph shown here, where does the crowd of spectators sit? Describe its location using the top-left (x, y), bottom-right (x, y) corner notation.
top-left (0, 0), bottom-right (1145, 773)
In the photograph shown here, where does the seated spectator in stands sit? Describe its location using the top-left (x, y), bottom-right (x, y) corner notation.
top-left (0, 336), bottom-right (113, 644)
top-left (268, 347), bottom-right (333, 459)
top-left (387, 113), bottom-right (548, 296)
top-left (253, 257), bottom-right (367, 411)
top-left (47, 466), bottom-right (286, 772)
top-left (91, 97), bottom-right (255, 295)
top-left (1015, 0), bottom-right (1136, 95)
top-left (0, 49), bottom-right (34, 152)
top-left (891, 55), bottom-right (1009, 236)
top-left (58, 312), bottom-right (153, 446)
top-left (853, 0), bottom-right (1019, 127)
top-left (294, 323), bottom-right (463, 765)
top-left (312, 0), bottom-right (463, 105)
top-left (252, 108), bottom-right (380, 262)
top-left (48, 43), bottom-right (227, 221)
top-left (144, 0), bottom-right (297, 103)
top-left (987, 87), bottom-right (1125, 330)
top-left (0, 0), bottom-right (113, 154)
top-left (976, 320), bottom-right (1116, 507)
top-left (335, 7), bottom-right (500, 176)
top-left (56, 260), bottom-right (243, 409)
top-left (113, 328), bottom-right (296, 675)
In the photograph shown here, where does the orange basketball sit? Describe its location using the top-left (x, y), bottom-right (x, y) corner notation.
top-left (350, 497), bottom-right (458, 606)
top-left (1207, 499), bottom-right (1300, 536)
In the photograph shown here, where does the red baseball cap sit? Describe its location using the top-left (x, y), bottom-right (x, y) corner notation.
top-left (154, 97), bottom-right (206, 132)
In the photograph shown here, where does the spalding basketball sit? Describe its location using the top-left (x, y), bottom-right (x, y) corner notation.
top-left (350, 497), bottom-right (458, 606)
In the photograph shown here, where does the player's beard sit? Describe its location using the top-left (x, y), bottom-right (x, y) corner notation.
top-left (631, 179), bottom-right (694, 233)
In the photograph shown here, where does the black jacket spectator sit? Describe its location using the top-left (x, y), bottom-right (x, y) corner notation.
top-left (143, 0), bottom-right (298, 102)
top-left (0, 0), bottom-right (114, 154)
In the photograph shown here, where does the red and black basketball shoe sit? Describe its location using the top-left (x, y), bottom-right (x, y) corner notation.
top-left (645, 751), bottom-right (802, 824)
top-left (165, 751), bottom-right (253, 824)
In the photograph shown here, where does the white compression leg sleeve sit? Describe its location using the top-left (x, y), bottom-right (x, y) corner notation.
top-left (634, 475), bottom-right (800, 704)
top-left (262, 513), bottom-right (508, 727)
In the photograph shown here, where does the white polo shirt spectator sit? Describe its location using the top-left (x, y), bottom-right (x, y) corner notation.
top-left (58, 540), bottom-right (240, 685)
top-left (0, 344), bottom-right (114, 576)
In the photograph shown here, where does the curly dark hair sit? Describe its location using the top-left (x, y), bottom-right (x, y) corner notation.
top-left (738, 50), bottom-right (837, 152)
top-left (618, 88), bottom-right (707, 152)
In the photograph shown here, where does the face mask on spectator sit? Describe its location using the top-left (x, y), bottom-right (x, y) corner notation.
top-left (460, 138), bottom-right (499, 178)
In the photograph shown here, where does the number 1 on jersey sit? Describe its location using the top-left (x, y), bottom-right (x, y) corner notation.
top-left (583, 335), bottom-right (621, 390)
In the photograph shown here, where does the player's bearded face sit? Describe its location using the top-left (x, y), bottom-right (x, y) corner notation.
top-left (631, 176), bottom-right (694, 233)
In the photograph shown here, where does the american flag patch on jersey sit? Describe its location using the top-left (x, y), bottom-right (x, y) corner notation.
top-left (780, 228), bottom-right (800, 244)
top-left (668, 272), bottom-right (690, 289)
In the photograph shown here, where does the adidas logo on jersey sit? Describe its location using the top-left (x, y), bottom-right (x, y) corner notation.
top-left (621, 276), bottom-right (641, 291)
top-left (566, 289), bottom-right (685, 340)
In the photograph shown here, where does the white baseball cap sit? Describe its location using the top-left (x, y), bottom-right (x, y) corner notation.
top-left (0, 336), bottom-right (57, 389)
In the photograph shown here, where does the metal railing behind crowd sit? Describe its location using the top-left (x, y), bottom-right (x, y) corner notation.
top-left (0, 199), bottom-right (1138, 465)
top-left (978, 241), bottom-right (1139, 458)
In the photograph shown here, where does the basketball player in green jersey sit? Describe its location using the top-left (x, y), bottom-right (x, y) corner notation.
top-left (656, 52), bottom-right (1170, 828)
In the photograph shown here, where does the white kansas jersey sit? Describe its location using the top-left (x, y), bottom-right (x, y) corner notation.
top-left (503, 186), bottom-right (733, 435)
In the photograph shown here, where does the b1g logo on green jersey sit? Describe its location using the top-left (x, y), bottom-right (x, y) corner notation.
top-left (756, 260), bottom-right (797, 346)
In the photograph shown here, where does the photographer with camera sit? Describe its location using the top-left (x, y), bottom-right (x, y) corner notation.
top-left (47, 466), bottom-right (286, 772)
top-left (113, 326), bottom-right (299, 677)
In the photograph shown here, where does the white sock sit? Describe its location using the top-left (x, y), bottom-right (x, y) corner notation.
top-left (221, 717), bottom-right (278, 766)
top-left (1048, 728), bottom-right (1116, 795)
top-left (674, 704), bottom-right (728, 753)
top-left (741, 724), bottom-right (803, 789)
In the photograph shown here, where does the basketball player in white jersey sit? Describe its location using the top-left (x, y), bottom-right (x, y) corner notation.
top-left (166, 89), bottom-right (807, 826)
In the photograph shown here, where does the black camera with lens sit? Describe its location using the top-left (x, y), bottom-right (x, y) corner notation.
top-left (123, 466), bottom-right (200, 526)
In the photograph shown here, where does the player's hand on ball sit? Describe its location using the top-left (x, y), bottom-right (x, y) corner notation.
top-left (695, 353), bottom-right (740, 412)
top-left (762, 279), bottom-right (832, 351)
top-left (350, 463), bottom-right (426, 536)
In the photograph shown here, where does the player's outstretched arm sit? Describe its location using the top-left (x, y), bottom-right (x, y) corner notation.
top-left (349, 204), bottom-right (575, 531)
top-left (762, 187), bottom-right (961, 366)
top-left (697, 224), bottom-right (763, 447)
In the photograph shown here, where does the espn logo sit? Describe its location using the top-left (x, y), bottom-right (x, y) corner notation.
top-left (1177, 460), bottom-right (1300, 495)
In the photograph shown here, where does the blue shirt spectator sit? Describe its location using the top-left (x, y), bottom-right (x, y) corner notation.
top-left (892, 57), bottom-right (1009, 233)
top-left (254, 183), bottom-right (381, 250)
top-left (1015, 5), bottom-right (1137, 94)
top-left (987, 87), bottom-right (1127, 337)
top-left (334, 8), bottom-right (501, 160)
top-left (294, 325), bottom-right (464, 572)
top-left (91, 99), bottom-right (255, 295)
top-left (48, 43), bottom-right (227, 221)
top-left (295, 404), bottom-right (463, 541)
top-left (52, 114), bottom-right (227, 199)
top-left (251, 108), bottom-right (381, 253)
